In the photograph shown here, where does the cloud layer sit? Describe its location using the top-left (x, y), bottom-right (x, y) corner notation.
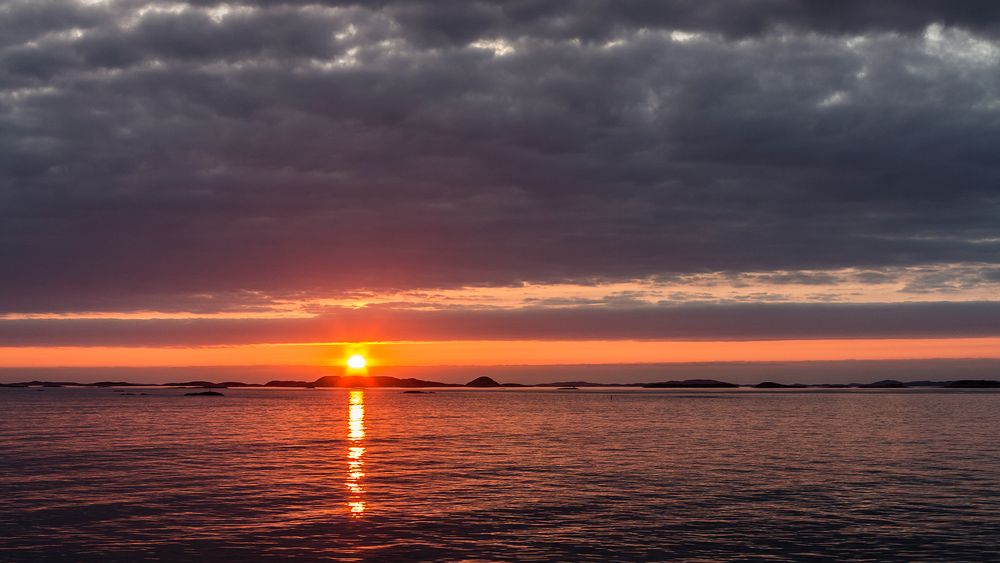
top-left (2, 0), bottom-right (1000, 317)
top-left (4, 302), bottom-right (1000, 346)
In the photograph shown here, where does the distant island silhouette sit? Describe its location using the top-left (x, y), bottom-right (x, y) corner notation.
top-left (643, 379), bottom-right (739, 388)
top-left (465, 376), bottom-right (502, 387)
top-left (945, 380), bottom-right (1000, 388)
top-left (858, 379), bottom-right (909, 388)
top-left (754, 382), bottom-right (808, 389)
top-left (4, 376), bottom-right (1000, 390)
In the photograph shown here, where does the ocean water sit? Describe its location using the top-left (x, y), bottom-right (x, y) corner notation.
top-left (1, 386), bottom-right (999, 561)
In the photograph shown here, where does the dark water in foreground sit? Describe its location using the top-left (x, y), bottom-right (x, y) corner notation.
top-left (1, 387), bottom-right (999, 561)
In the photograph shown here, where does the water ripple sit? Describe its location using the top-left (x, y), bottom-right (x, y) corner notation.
top-left (1, 387), bottom-right (999, 561)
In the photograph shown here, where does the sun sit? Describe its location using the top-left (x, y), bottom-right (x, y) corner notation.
top-left (346, 354), bottom-right (367, 370)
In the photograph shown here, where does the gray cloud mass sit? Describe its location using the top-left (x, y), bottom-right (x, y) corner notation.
top-left (3, 302), bottom-right (1000, 346)
top-left (2, 0), bottom-right (1000, 315)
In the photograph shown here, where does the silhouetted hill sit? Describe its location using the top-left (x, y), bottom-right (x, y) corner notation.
top-left (466, 376), bottom-right (501, 387)
top-left (944, 380), bottom-right (1000, 388)
top-left (643, 379), bottom-right (738, 388)
top-left (264, 375), bottom-right (454, 388)
top-left (535, 381), bottom-right (638, 387)
top-left (754, 382), bottom-right (807, 388)
top-left (859, 380), bottom-right (908, 388)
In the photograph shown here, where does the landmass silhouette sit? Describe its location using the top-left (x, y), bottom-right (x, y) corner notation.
top-left (3, 377), bottom-right (999, 389)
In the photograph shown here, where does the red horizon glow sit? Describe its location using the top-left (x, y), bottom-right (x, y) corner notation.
top-left (2, 336), bottom-right (1000, 368)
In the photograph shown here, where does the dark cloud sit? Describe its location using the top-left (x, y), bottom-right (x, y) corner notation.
top-left (898, 265), bottom-right (1000, 293)
top-left (854, 271), bottom-right (896, 284)
top-left (2, 302), bottom-right (1000, 346)
top-left (173, 1), bottom-right (1000, 43)
top-left (2, 1), bottom-right (1000, 313)
top-left (750, 272), bottom-right (844, 285)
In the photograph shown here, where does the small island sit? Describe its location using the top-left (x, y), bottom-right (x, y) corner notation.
top-left (465, 376), bottom-right (502, 388)
top-left (858, 380), bottom-right (908, 388)
top-left (643, 379), bottom-right (739, 388)
top-left (944, 380), bottom-right (1000, 388)
top-left (754, 382), bottom-right (808, 389)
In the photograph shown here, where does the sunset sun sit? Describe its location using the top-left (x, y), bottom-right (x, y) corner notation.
top-left (346, 354), bottom-right (367, 370)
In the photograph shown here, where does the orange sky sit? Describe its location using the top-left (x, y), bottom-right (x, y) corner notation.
top-left (3, 337), bottom-right (1000, 367)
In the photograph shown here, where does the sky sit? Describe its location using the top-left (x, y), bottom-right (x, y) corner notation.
top-left (2, 1), bottom-right (1000, 383)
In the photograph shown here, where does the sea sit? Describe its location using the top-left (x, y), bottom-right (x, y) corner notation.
top-left (1, 386), bottom-right (998, 561)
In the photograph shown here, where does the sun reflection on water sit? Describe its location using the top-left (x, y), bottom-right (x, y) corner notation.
top-left (346, 389), bottom-right (366, 516)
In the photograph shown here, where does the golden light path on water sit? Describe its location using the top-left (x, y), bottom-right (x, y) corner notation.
top-left (346, 389), bottom-right (366, 516)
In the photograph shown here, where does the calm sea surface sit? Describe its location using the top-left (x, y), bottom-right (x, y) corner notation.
top-left (1, 386), bottom-right (999, 561)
